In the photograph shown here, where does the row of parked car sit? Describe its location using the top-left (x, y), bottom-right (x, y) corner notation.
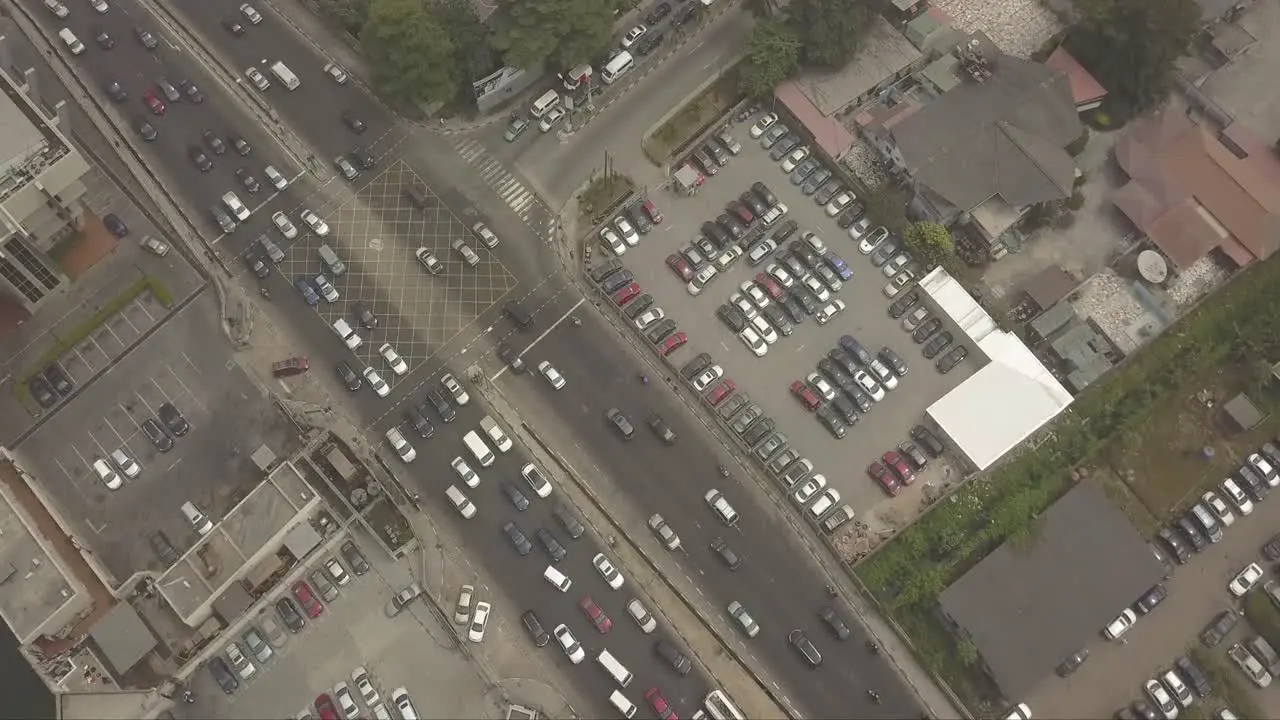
top-left (590, 259), bottom-right (691, 357)
top-left (600, 200), bottom-right (665, 255)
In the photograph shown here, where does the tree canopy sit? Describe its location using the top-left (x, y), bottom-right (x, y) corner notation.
top-left (903, 222), bottom-right (955, 271)
top-left (362, 0), bottom-right (459, 106)
top-left (314, 0), bottom-right (370, 37)
top-left (435, 0), bottom-right (493, 102)
top-left (493, 0), bottom-right (618, 71)
top-left (1065, 0), bottom-right (1200, 119)
top-left (786, 0), bottom-right (875, 68)
top-left (737, 20), bottom-right (800, 100)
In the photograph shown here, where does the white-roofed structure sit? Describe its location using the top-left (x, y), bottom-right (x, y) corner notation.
top-left (919, 268), bottom-right (1074, 470)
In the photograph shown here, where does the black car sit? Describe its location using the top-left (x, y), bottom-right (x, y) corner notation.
top-left (912, 318), bottom-right (943, 344)
top-left (717, 304), bottom-right (747, 332)
top-left (670, 1), bottom-right (699, 26)
top-left (1238, 466), bottom-right (1269, 501)
top-left (629, 206), bottom-right (653, 235)
top-left (158, 402), bottom-right (190, 436)
top-left (936, 345), bottom-right (969, 373)
top-left (208, 656), bottom-right (239, 695)
top-left (740, 191), bottom-right (767, 216)
top-left (780, 294), bottom-right (806, 324)
top-left (680, 352), bottom-right (713, 380)
top-left (351, 147), bottom-right (375, 170)
top-left (244, 251), bottom-right (270, 279)
top-left (1056, 648), bottom-right (1089, 677)
top-left (426, 389), bottom-right (456, 423)
top-left (887, 289), bottom-right (919, 319)
top-left (234, 167), bottom-right (260, 193)
top-left (104, 80), bottom-right (127, 101)
top-left (135, 26), bottom-right (159, 49)
top-left (553, 502), bottom-right (586, 539)
top-left (773, 219), bottom-right (800, 244)
top-left (341, 540), bottom-right (370, 574)
top-left (150, 530), bottom-right (179, 567)
top-left (709, 536), bottom-right (741, 570)
top-left (742, 417), bottom-right (775, 446)
top-left (103, 213), bottom-right (129, 238)
top-left (342, 110), bottom-right (367, 134)
top-left (203, 129), bottom-right (227, 155)
top-left (645, 1), bottom-right (672, 23)
top-left (770, 135), bottom-right (801, 161)
top-left (762, 306), bottom-right (793, 336)
top-left (837, 204), bottom-right (865, 228)
top-left (521, 610), bottom-right (550, 647)
top-left (789, 240), bottom-right (823, 268)
top-left (705, 141), bottom-right (729, 167)
top-left (922, 331), bottom-right (953, 359)
top-left (647, 413), bottom-right (677, 444)
top-left (1131, 702), bottom-right (1159, 720)
top-left (188, 145), bottom-right (213, 172)
top-left (870, 239), bottom-right (901, 267)
top-left (701, 221), bottom-right (732, 248)
top-left (94, 27), bottom-right (115, 49)
top-left (503, 521), bottom-right (533, 555)
top-left (1157, 526), bottom-right (1191, 564)
top-left (607, 408), bottom-right (635, 439)
top-left (692, 147), bottom-right (718, 176)
top-left (817, 606), bottom-right (851, 640)
top-left (231, 136), bottom-right (252, 156)
top-left (178, 80), bottom-right (204, 104)
top-left (141, 418), bottom-right (174, 451)
top-left (655, 639), bottom-right (693, 675)
top-left (718, 214), bottom-right (746, 241)
top-left (623, 294), bottom-right (654, 320)
top-left (275, 597), bottom-right (306, 632)
top-left (830, 395), bottom-right (860, 426)
top-left (353, 302), bottom-right (378, 329)
top-left (788, 629), bottom-right (822, 667)
top-left (536, 527), bottom-right (567, 562)
top-left (879, 347), bottom-right (908, 377)
top-left (1175, 655), bottom-right (1212, 698)
top-left (43, 364), bottom-right (74, 396)
top-left (1134, 584), bottom-right (1167, 614)
top-left (133, 116), bottom-right (157, 141)
top-left (838, 335), bottom-right (873, 365)
top-left (779, 253), bottom-right (803, 281)
top-left (502, 482), bottom-right (530, 511)
top-left (910, 425), bottom-right (944, 457)
top-left (635, 32), bottom-right (664, 56)
top-left (222, 17), bottom-right (246, 35)
top-left (336, 362), bottom-right (362, 390)
top-left (498, 343), bottom-right (525, 373)
top-left (1175, 515), bottom-right (1207, 552)
top-left (789, 288), bottom-right (819, 316)
top-left (405, 406), bottom-right (434, 438)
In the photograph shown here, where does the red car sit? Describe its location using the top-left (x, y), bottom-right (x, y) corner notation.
top-left (143, 91), bottom-right (166, 116)
top-left (292, 580), bottom-right (324, 618)
top-left (612, 282), bottom-right (642, 306)
top-left (666, 253), bottom-right (693, 282)
top-left (657, 331), bottom-right (687, 357)
top-left (790, 380), bottom-right (820, 411)
top-left (882, 450), bottom-right (916, 485)
top-left (578, 595), bottom-right (612, 633)
top-left (704, 378), bottom-right (736, 406)
top-left (728, 201), bottom-right (753, 224)
top-left (867, 460), bottom-right (901, 496)
top-left (314, 694), bottom-right (339, 720)
top-left (643, 200), bottom-right (663, 224)
top-left (754, 273), bottom-right (784, 300)
top-left (644, 687), bottom-right (678, 720)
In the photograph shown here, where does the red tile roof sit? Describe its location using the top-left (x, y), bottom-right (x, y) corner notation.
top-left (1044, 47), bottom-right (1107, 105)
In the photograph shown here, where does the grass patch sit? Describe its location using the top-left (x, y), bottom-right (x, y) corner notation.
top-left (11, 275), bottom-right (171, 414)
top-left (580, 173), bottom-right (635, 225)
top-left (641, 68), bottom-right (742, 166)
top-left (1243, 590), bottom-right (1280, 649)
top-left (1191, 646), bottom-right (1265, 720)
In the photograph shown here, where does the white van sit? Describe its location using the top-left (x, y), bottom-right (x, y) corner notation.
top-left (562, 64), bottom-right (593, 91)
top-left (222, 191), bottom-right (250, 221)
top-left (463, 430), bottom-right (495, 467)
top-left (530, 89), bottom-right (561, 118)
top-left (445, 485), bottom-right (476, 519)
top-left (332, 318), bottom-right (362, 349)
top-left (609, 690), bottom-right (637, 719)
top-left (601, 51), bottom-right (634, 85)
top-left (543, 565), bottom-right (572, 592)
top-left (479, 416), bottom-right (512, 452)
top-left (181, 501), bottom-right (214, 535)
top-left (269, 61), bottom-right (301, 90)
top-left (596, 649), bottom-right (634, 688)
top-left (59, 28), bottom-right (85, 56)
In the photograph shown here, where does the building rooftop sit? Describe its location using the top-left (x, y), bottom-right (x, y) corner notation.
top-left (0, 468), bottom-right (78, 643)
top-left (789, 17), bottom-right (922, 116)
top-left (0, 68), bottom-right (69, 204)
top-left (939, 482), bottom-right (1166, 700)
top-left (1044, 47), bottom-right (1107, 106)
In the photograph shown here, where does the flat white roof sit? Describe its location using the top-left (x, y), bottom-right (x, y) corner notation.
top-left (921, 268), bottom-right (1073, 470)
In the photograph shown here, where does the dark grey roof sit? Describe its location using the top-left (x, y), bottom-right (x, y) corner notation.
top-left (89, 602), bottom-right (157, 675)
top-left (938, 482), bottom-right (1165, 700)
top-left (892, 53), bottom-right (1082, 213)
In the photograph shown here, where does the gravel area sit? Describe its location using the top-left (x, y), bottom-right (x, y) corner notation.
top-left (1071, 270), bottom-right (1152, 354)
top-left (931, 0), bottom-right (1062, 58)
top-left (1166, 256), bottom-right (1230, 307)
top-left (841, 140), bottom-right (890, 189)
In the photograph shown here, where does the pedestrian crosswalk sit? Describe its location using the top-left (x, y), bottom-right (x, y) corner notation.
top-left (452, 138), bottom-right (545, 222)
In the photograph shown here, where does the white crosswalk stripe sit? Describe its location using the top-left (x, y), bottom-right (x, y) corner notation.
top-left (452, 139), bottom-right (543, 219)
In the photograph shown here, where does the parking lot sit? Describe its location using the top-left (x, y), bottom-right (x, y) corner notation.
top-left (278, 159), bottom-right (518, 391)
top-left (184, 537), bottom-right (494, 719)
top-left (12, 295), bottom-right (298, 581)
top-left (599, 119), bottom-right (975, 516)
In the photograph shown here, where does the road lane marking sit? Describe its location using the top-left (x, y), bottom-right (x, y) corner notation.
top-left (490, 297), bottom-right (584, 382)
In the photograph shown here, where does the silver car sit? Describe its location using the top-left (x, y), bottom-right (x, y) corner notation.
top-left (309, 568), bottom-right (339, 602)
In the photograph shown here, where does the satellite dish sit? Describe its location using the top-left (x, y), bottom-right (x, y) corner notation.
top-left (1137, 250), bottom-right (1168, 284)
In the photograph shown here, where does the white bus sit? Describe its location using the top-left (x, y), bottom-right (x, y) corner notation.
top-left (704, 690), bottom-right (744, 720)
top-left (601, 51), bottom-right (635, 85)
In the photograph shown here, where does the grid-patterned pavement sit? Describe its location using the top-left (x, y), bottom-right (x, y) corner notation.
top-left (452, 138), bottom-right (557, 240)
top-left (280, 160), bottom-right (516, 382)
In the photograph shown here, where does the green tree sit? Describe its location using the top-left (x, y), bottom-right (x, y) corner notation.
top-left (737, 20), bottom-right (800, 100)
top-left (786, 0), bottom-right (873, 68)
top-left (315, 0), bottom-right (371, 37)
top-left (1065, 0), bottom-right (1200, 119)
top-left (362, 0), bottom-right (459, 106)
top-left (493, 0), bottom-right (617, 70)
top-left (862, 187), bottom-right (911, 238)
top-left (435, 0), bottom-right (493, 103)
top-left (903, 222), bottom-right (955, 270)
top-left (744, 0), bottom-right (781, 17)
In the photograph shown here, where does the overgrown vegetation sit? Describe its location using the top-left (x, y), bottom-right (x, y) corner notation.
top-left (862, 186), bottom-right (911, 238)
top-left (580, 173), bottom-right (634, 224)
top-left (856, 245), bottom-right (1280, 709)
top-left (1243, 591), bottom-right (1280, 649)
top-left (1191, 646), bottom-right (1266, 720)
top-left (737, 20), bottom-right (800, 100)
top-left (491, 0), bottom-right (621, 71)
top-left (643, 70), bottom-right (742, 164)
top-left (902, 222), bottom-right (956, 272)
top-left (738, 0), bottom-right (881, 96)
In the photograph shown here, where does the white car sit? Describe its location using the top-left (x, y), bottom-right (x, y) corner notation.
top-left (620, 25), bottom-right (647, 49)
top-left (313, 274), bottom-right (339, 303)
top-left (379, 343), bottom-right (408, 375)
top-left (352, 668), bottom-right (380, 707)
top-left (802, 274), bottom-right (830, 303)
top-left (301, 209), bottom-right (329, 236)
top-left (793, 473), bottom-right (827, 505)
top-left (110, 449), bottom-right (141, 479)
top-left (271, 211), bottom-right (297, 239)
top-left (1202, 490), bottom-right (1235, 527)
top-left (472, 222), bottom-right (499, 248)
top-left (554, 624), bottom-right (585, 664)
top-left (858, 225), bottom-right (889, 254)
top-left (384, 427), bottom-right (415, 462)
top-left (225, 642), bottom-right (257, 680)
top-left (89, 0), bottom-right (108, 12)
top-left (627, 598), bottom-right (658, 633)
top-left (738, 327), bottom-right (768, 357)
top-left (760, 203), bottom-right (788, 226)
top-left (324, 62), bottom-right (349, 84)
top-left (1248, 452), bottom-right (1277, 485)
top-left (688, 265), bottom-right (717, 295)
top-left (537, 360), bottom-right (566, 390)
top-left (868, 358), bottom-right (898, 390)
top-left (451, 456), bottom-right (479, 487)
top-left (614, 217), bottom-right (639, 246)
top-left (325, 557), bottom-right (351, 585)
top-left (1221, 478), bottom-right (1254, 515)
top-left (634, 308), bottom-right (666, 329)
top-left (245, 66), bottom-right (271, 91)
top-left (521, 462), bottom-right (553, 498)
top-left (363, 367), bottom-right (389, 397)
top-left (454, 584), bottom-right (475, 623)
top-left (815, 299), bottom-right (846, 325)
top-left (825, 191), bottom-right (855, 216)
top-left (802, 231), bottom-right (826, 254)
top-left (854, 369), bottom-right (885, 402)
top-left (805, 373), bottom-right (836, 402)
top-left (781, 146), bottom-right (810, 172)
top-left (333, 683), bottom-right (360, 718)
top-left (1160, 670), bottom-right (1193, 708)
top-left (1103, 608), bottom-right (1137, 639)
top-left (390, 689), bottom-right (417, 720)
top-left (263, 165), bottom-right (289, 191)
top-left (538, 106), bottom-right (566, 132)
top-left (415, 247), bottom-right (444, 274)
top-left (739, 281), bottom-right (770, 309)
top-left (600, 228), bottom-right (626, 255)
top-left (766, 263), bottom-right (794, 288)
top-left (1230, 562), bottom-right (1264, 596)
top-left (750, 112), bottom-right (778, 138)
top-left (468, 601), bottom-right (491, 642)
top-left (592, 552), bottom-right (624, 590)
top-left (883, 253), bottom-right (911, 277)
top-left (692, 364), bottom-right (724, 392)
top-left (442, 373), bottom-right (470, 405)
top-left (749, 314), bottom-right (778, 344)
top-left (44, 0), bottom-right (69, 18)
top-left (884, 270), bottom-right (915, 298)
top-left (240, 2), bottom-right (263, 23)
top-left (715, 245), bottom-right (743, 270)
top-left (1143, 679), bottom-right (1178, 720)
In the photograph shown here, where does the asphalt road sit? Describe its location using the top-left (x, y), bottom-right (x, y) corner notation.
top-left (497, 295), bottom-right (920, 718)
top-left (383, 373), bottom-right (717, 720)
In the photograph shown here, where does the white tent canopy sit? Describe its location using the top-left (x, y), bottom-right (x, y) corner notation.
top-left (920, 268), bottom-right (1073, 470)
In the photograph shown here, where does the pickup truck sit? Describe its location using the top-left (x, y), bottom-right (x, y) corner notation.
top-left (1228, 643), bottom-right (1273, 687)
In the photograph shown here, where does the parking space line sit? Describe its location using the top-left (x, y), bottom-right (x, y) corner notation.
top-left (134, 299), bottom-right (157, 324)
top-left (85, 430), bottom-right (115, 461)
top-left (101, 414), bottom-right (132, 448)
top-left (164, 365), bottom-right (209, 414)
top-left (134, 390), bottom-right (159, 416)
top-left (180, 351), bottom-right (203, 376)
